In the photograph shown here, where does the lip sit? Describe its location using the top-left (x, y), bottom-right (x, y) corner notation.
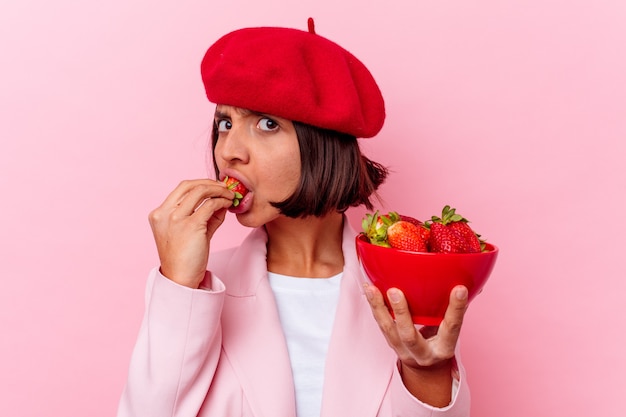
top-left (228, 191), bottom-right (253, 214)
top-left (219, 170), bottom-right (252, 213)
top-left (219, 170), bottom-right (249, 187)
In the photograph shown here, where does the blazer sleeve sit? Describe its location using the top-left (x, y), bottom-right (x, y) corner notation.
top-left (117, 268), bottom-right (226, 417)
top-left (389, 354), bottom-right (471, 416)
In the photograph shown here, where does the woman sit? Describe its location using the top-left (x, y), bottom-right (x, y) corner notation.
top-left (118, 19), bottom-right (470, 417)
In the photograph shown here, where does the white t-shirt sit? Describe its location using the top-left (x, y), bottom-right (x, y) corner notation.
top-left (268, 271), bottom-right (342, 417)
top-left (269, 271), bottom-right (459, 415)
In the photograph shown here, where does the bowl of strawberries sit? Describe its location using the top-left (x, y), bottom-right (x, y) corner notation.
top-left (356, 205), bottom-right (498, 326)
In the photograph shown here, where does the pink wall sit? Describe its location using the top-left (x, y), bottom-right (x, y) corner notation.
top-left (1, 1), bottom-right (624, 416)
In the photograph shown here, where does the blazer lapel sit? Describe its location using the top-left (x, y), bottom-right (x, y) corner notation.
top-left (320, 220), bottom-right (396, 417)
top-left (217, 221), bottom-right (395, 417)
top-left (220, 228), bottom-right (297, 417)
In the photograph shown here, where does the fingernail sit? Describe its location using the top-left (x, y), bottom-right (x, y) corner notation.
top-left (455, 286), bottom-right (468, 300)
top-left (388, 288), bottom-right (402, 303)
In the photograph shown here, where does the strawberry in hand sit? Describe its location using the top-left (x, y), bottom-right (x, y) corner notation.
top-left (426, 205), bottom-right (484, 253)
top-left (223, 176), bottom-right (248, 207)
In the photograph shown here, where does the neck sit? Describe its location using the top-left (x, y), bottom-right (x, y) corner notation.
top-left (265, 212), bottom-right (344, 278)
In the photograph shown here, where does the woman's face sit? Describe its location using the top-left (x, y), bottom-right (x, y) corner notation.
top-left (213, 105), bottom-right (301, 227)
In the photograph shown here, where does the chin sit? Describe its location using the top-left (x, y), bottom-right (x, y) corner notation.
top-left (233, 214), bottom-right (261, 228)
top-left (233, 208), bottom-right (281, 229)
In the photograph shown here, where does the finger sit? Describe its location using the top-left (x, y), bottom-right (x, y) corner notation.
top-left (364, 284), bottom-right (399, 340)
top-left (175, 183), bottom-right (233, 216)
top-left (387, 288), bottom-right (427, 353)
top-left (205, 206), bottom-right (229, 236)
top-left (195, 200), bottom-right (232, 236)
top-left (437, 285), bottom-right (468, 350)
top-left (162, 179), bottom-right (228, 208)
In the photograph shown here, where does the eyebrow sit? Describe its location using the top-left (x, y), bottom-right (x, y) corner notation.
top-left (214, 106), bottom-right (259, 120)
top-left (214, 110), bottom-right (230, 120)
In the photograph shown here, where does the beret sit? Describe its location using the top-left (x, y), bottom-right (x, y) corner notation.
top-left (200, 19), bottom-right (385, 138)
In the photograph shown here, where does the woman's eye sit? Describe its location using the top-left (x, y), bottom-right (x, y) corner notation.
top-left (216, 119), bottom-right (231, 132)
top-left (257, 117), bottom-right (278, 131)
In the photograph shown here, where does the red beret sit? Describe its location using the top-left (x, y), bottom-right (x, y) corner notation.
top-left (200, 19), bottom-right (385, 138)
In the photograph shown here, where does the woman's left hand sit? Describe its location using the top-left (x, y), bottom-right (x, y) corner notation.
top-left (364, 284), bottom-right (468, 405)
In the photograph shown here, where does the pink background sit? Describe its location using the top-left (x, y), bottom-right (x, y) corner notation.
top-left (1, 0), bottom-right (625, 416)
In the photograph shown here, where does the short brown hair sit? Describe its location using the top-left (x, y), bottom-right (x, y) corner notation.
top-left (211, 121), bottom-right (388, 218)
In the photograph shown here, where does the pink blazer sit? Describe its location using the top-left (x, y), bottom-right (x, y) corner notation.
top-left (118, 219), bottom-right (471, 416)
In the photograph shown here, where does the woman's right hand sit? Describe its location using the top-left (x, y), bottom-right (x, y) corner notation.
top-left (148, 179), bottom-right (235, 289)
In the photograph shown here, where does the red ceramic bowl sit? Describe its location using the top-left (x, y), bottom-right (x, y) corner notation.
top-left (356, 234), bottom-right (498, 326)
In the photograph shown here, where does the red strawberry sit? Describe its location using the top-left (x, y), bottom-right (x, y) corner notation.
top-left (449, 221), bottom-right (483, 253)
top-left (426, 205), bottom-right (482, 253)
top-left (399, 214), bottom-right (423, 227)
top-left (362, 211), bottom-right (429, 252)
top-left (223, 176), bottom-right (248, 207)
top-left (387, 221), bottom-right (429, 252)
top-left (400, 215), bottom-right (431, 244)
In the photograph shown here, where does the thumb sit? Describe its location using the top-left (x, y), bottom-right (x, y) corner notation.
top-left (205, 205), bottom-right (230, 237)
top-left (439, 285), bottom-right (468, 344)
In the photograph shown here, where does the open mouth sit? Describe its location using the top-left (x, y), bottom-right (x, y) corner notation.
top-left (223, 176), bottom-right (251, 213)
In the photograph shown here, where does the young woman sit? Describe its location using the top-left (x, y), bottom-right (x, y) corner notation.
top-left (118, 20), bottom-right (471, 417)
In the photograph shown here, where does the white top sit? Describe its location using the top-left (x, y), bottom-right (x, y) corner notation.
top-left (268, 271), bottom-right (342, 417)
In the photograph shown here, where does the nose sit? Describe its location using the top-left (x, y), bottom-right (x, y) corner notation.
top-left (214, 123), bottom-right (250, 166)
